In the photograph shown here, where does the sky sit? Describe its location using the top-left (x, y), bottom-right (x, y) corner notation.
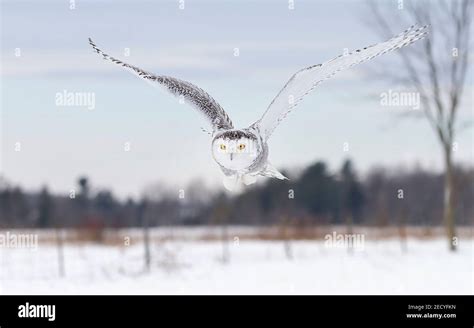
top-left (1, 0), bottom-right (473, 199)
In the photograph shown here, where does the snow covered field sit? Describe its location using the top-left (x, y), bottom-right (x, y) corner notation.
top-left (0, 230), bottom-right (472, 295)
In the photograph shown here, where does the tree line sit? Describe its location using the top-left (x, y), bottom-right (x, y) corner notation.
top-left (0, 159), bottom-right (472, 230)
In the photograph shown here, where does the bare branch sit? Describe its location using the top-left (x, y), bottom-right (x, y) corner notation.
top-left (364, 0), bottom-right (472, 148)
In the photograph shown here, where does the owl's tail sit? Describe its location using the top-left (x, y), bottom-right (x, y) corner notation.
top-left (223, 174), bottom-right (258, 191)
top-left (222, 163), bottom-right (286, 191)
top-left (259, 163), bottom-right (288, 180)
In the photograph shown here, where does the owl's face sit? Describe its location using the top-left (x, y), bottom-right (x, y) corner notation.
top-left (212, 130), bottom-right (259, 171)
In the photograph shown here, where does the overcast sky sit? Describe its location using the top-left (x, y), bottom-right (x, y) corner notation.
top-left (1, 0), bottom-right (472, 199)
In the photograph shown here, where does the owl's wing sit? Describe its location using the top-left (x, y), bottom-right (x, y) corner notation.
top-left (251, 25), bottom-right (428, 141)
top-left (89, 38), bottom-right (234, 131)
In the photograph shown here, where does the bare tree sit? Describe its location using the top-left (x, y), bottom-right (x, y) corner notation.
top-left (211, 194), bottom-right (231, 264)
top-left (366, 0), bottom-right (472, 251)
top-left (138, 199), bottom-right (150, 272)
top-left (398, 206), bottom-right (408, 253)
top-left (55, 228), bottom-right (65, 277)
top-left (38, 186), bottom-right (66, 277)
top-left (279, 215), bottom-right (293, 260)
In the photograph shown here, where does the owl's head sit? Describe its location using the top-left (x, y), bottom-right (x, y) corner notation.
top-left (212, 130), bottom-right (260, 171)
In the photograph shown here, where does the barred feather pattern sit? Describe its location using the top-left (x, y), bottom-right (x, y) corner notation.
top-left (89, 38), bottom-right (234, 131)
top-left (252, 24), bottom-right (429, 141)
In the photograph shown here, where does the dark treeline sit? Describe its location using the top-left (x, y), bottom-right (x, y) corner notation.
top-left (0, 159), bottom-right (472, 229)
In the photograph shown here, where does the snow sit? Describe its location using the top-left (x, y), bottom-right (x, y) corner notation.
top-left (0, 231), bottom-right (472, 295)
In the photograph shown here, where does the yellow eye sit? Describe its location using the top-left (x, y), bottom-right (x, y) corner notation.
top-left (238, 144), bottom-right (246, 150)
top-left (220, 144), bottom-right (226, 151)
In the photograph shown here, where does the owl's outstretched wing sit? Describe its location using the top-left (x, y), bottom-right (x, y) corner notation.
top-left (251, 25), bottom-right (429, 141)
top-left (89, 38), bottom-right (234, 131)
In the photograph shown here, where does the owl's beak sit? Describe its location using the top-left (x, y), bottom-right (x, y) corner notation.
top-left (230, 153), bottom-right (234, 161)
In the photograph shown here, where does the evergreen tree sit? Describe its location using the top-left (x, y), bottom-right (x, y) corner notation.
top-left (37, 186), bottom-right (53, 228)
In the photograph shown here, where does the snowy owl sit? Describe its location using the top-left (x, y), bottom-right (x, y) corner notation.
top-left (89, 25), bottom-right (428, 191)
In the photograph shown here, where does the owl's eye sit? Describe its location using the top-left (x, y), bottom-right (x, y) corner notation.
top-left (238, 144), bottom-right (246, 151)
top-left (220, 144), bottom-right (227, 151)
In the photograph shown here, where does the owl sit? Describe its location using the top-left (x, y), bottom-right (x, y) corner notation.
top-left (89, 25), bottom-right (428, 191)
